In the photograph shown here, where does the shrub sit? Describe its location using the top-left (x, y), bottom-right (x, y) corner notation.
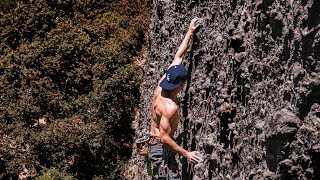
top-left (36, 168), bottom-right (75, 180)
top-left (0, 0), bottom-right (151, 179)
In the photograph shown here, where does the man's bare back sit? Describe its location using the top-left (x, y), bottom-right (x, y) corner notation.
top-left (150, 86), bottom-right (179, 138)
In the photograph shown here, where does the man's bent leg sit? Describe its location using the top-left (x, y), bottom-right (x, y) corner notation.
top-left (148, 137), bottom-right (163, 179)
top-left (148, 137), bottom-right (181, 180)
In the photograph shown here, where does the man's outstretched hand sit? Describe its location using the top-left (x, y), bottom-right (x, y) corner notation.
top-left (189, 17), bottom-right (202, 33)
top-left (185, 151), bottom-right (204, 164)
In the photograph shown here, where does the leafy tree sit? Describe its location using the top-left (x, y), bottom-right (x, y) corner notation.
top-left (0, 0), bottom-right (151, 179)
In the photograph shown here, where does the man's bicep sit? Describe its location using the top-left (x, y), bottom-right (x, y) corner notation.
top-left (159, 116), bottom-right (171, 137)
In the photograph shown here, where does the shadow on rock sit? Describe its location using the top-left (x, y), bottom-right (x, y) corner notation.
top-left (265, 109), bottom-right (300, 173)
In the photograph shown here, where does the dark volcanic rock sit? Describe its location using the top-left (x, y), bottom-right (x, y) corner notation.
top-left (131, 0), bottom-right (320, 179)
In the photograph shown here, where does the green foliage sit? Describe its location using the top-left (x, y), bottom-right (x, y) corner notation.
top-left (0, 0), bottom-right (151, 179)
top-left (0, 0), bottom-right (16, 13)
top-left (36, 168), bottom-right (76, 180)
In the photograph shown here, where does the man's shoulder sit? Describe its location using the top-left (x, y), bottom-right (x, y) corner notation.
top-left (160, 99), bottom-right (178, 117)
top-left (153, 86), bottom-right (178, 116)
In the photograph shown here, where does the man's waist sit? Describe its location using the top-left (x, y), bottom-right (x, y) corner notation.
top-left (149, 135), bottom-right (160, 145)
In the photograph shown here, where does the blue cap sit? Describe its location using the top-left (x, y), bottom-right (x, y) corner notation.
top-left (160, 65), bottom-right (188, 90)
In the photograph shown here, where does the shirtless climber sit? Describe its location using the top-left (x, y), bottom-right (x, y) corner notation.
top-left (148, 18), bottom-right (203, 179)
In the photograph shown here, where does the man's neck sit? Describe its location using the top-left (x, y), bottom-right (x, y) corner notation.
top-left (161, 89), bottom-right (177, 100)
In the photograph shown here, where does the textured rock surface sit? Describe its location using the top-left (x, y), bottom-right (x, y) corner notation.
top-left (130, 0), bottom-right (320, 179)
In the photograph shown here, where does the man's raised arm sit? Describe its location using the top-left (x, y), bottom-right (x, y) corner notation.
top-left (170, 17), bottom-right (200, 67)
top-left (157, 18), bottom-right (200, 85)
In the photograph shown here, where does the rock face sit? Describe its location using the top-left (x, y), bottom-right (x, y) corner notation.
top-left (132, 0), bottom-right (320, 179)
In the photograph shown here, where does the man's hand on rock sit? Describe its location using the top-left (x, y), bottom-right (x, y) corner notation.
top-left (189, 17), bottom-right (202, 33)
top-left (186, 151), bottom-right (203, 164)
